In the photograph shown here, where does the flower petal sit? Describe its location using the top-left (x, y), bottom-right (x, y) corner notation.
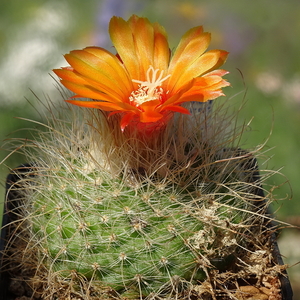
top-left (64, 49), bottom-right (131, 99)
top-left (177, 75), bottom-right (230, 103)
top-left (169, 49), bottom-right (229, 93)
top-left (168, 26), bottom-right (205, 73)
top-left (160, 79), bottom-right (195, 108)
top-left (66, 99), bottom-right (121, 110)
top-left (109, 16), bottom-right (140, 81)
top-left (139, 110), bottom-right (164, 123)
top-left (84, 47), bottom-right (133, 93)
top-left (161, 105), bottom-right (190, 115)
top-left (60, 80), bottom-right (117, 102)
top-left (168, 32), bottom-right (211, 91)
top-left (204, 69), bottom-right (229, 77)
top-left (153, 23), bottom-right (170, 73)
top-left (120, 112), bottom-right (136, 131)
top-left (128, 15), bottom-right (155, 80)
top-left (66, 99), bottom-right (139, 113)
top-left (54, 70), bottom-right (127, 104)
top-left (54, 68), bottom-right (89, 86)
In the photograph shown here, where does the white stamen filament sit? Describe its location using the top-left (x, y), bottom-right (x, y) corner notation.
top-left (130, 66), bottom-right (170, 106)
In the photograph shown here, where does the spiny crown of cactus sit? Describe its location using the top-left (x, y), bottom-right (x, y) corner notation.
top-left (5, 15), bottom-right (270, 299)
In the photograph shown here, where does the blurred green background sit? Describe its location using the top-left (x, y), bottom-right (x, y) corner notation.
top-left (0, 0), bottom-right (299, 295)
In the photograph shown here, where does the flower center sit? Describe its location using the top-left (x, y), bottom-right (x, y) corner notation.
top-left (130, 66), bottom-right (170, 106)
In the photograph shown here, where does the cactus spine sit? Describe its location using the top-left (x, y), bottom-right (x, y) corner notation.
top-left (10, 103), bottom-right (266, 298)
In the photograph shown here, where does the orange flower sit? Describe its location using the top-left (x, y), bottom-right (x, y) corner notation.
top-left (53, 15), bottom-right (229, 131)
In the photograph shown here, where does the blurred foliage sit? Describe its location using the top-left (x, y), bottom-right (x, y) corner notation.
top-left (1, 0), bottom-right (300, 221)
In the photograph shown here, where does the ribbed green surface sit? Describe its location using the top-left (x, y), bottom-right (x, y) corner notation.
top-left (31, 157), bottom-right (253, 295)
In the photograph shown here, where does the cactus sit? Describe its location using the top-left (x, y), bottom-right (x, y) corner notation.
top-left (5, 101), bottom-right (266, 299)
top-left (31, 150), bottom-right (249, 291)
top-left (2, 15), bottom-right (286, 300)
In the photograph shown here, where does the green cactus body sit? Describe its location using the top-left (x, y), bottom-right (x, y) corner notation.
top-left (29, 144), bottom-right (257, 296)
